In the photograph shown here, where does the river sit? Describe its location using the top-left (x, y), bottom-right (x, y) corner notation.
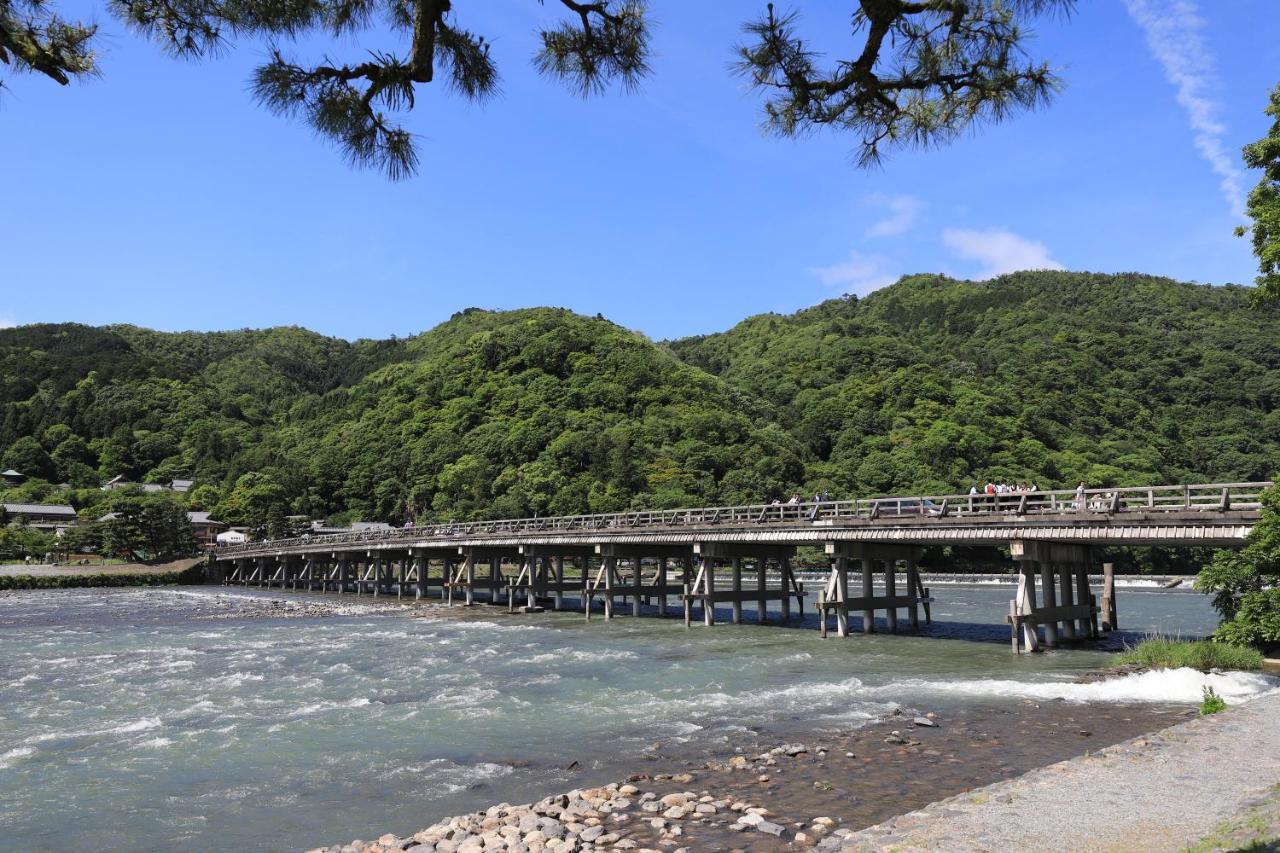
top-left (0, 583), bottom-right (1274, 851)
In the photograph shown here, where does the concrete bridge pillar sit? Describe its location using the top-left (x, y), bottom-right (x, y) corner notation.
top-left (554, 555), bottom-right (565, 611)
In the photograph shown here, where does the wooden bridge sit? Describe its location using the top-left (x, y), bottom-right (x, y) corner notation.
top-left (208, 482), bottom-right (1269, 651)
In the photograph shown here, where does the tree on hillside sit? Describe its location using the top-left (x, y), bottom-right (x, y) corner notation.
top-left (100, 489), bottom-right (195, 560)
top-left (5, 0), bottom-right (1073, 177)
top-left (1239, 84), bottom-right (1280, 303)
top-left (214, 472), bottom-right (290, 539)
top-left (1, 436), bottom-right (55, 481)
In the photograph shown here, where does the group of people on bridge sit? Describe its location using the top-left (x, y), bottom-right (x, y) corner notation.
top-left (971, 481), bottom-right (1042, 496)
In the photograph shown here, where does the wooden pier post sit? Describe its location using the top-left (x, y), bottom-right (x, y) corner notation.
top-left (464, 553), bottom-right (475, 606)
top-left (702, 558), bottom-right (716, 626)
top-left (1039, 560), bottom-right (1058, 647)
top-left (603, 555), bottom-right (616, 620)
top-left (632, 558), bottom-right (643, 617)
top-left (1101, 562), bottom-right (1117, 632)
top-left (1058, 560), bottom-right (1076, 641)
top-left (780, 556), bottom-right (793, 622)
top-left (1074, 559), bottom-right (1093, 638)
top-left (836, 555), bottom-right (850, 637)
top-left (731, 557), bottom-right (742, 625)
top-left (861, 555), bottom-right (875, 634)
top-left (884, 559), bottom-right (898, 632)
top-left (655, 557), bottom-right (668, 617)
top-left (756, 556), bottom-right (768, 624)
top-left (907, 558), bottom-right (920, 630)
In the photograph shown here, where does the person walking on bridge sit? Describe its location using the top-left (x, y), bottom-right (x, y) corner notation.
top-left (1075, 481), bottom-right (1087, 511)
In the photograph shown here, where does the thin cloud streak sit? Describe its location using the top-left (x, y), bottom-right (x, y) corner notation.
top-left (865, 193), bottom-right (926, 239)
top-left (1124, 0), bottom-right (1246, 218)
top-left (808, 251), bottom-right (900, 295)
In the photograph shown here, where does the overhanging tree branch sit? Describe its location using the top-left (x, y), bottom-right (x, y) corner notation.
top-left (734, 0), bottom-right (1072, 166)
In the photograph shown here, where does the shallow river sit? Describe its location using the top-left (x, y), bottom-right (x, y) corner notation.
top-left (0, 584), bottom-right (1272, 851)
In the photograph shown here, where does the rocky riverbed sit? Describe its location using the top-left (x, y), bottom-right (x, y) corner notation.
top-left (314, 700), bottom-right (1195, 852)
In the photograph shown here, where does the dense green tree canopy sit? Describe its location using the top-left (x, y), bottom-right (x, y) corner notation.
top-left (1240, 84), bottom-right (1280, 303)
top-left (0, 272), bottom-right (1277, 528)
top-left (1198, 486), bottom-right (1280, 649)
top-left (5, 1), bottom-right (1072, 177)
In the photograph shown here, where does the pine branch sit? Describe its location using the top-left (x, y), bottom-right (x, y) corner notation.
top-left (734, 0), bottom-right (1072, 167)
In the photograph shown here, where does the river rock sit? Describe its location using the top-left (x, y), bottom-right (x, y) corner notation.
top-left (783, 744), bottom-right (808, 756)
top-left (659, 793), bottom-right (687, 808)
top-left (913, 717), bottom-right (937, 727)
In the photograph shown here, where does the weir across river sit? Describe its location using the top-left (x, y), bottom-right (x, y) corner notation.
top-left (208, 482), bottom-right (1269, 652)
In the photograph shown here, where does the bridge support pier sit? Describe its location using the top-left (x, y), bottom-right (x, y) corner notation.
top-left (820, 544), bottom-right (927, 638)
top-left (1010, 542), bottom-right (1100, 652)
top-left (687, 544), bottom-right (801, 628)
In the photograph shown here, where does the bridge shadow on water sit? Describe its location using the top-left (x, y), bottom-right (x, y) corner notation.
top-left (463, 592), bottom-right (1149, 652)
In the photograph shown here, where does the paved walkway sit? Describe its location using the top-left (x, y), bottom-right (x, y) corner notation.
top-left (830, 690), bottom-right (1280, 852)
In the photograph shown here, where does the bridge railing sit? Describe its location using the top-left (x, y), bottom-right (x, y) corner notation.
top-left (211, 481), bottom-right (1271, 555)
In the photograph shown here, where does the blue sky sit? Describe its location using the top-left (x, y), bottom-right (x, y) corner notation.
top-left (2, 1), bottom-right (1277, 340)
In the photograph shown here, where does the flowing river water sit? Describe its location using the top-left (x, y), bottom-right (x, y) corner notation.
top-left (0, 583), bottom-right (1275, 851)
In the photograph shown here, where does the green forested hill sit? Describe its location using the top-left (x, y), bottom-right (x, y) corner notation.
top-left (1, 272), bottom-right (1277, 529)
top-left (669, 271), bottom-right (1280, 495)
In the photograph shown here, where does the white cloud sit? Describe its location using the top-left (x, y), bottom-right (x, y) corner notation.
top-left (808, 251), bottom-right (900, 295)
top-left (941, 227), bottom-right (1064, 278)
top-left (0, 313), bottom-right (15, 329)
top-left (1123, 0), bottom-right (1246, 218)
top-left (865, 193), bottom-right (926, 238)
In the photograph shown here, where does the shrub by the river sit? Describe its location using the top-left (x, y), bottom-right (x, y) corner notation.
top-left (1200, 686), bottom-right (1227, 716)
top-left (1198, 486), bottom-right (1280, 650)
top-left (1113, 638), bottom-right (1264, 672)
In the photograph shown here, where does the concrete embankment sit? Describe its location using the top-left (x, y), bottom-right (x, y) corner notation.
top-left (833, 690), bottom-right (1280, 852)
top-left (0, 558), bottom-right (205, 589)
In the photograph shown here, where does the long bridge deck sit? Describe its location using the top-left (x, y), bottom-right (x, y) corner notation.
top-left (208, 482), bottom-right (1269, 652)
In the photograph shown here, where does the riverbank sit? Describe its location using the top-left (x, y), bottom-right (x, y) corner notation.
top-left (315, 697), bottom-right (1203, 852)
top-left (837, 689), bottom-right (1280, 852)
top-left (0, 558), bottom-right (205, 589)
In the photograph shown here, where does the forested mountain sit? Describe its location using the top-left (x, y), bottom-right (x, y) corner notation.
top-left (1, 272), bottom-right (1277, 529)
top-left (670, 271), bottom-right (1280, 496)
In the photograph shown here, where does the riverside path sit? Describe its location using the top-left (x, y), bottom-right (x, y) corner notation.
top-left (208, 482), bottom-right (1268, 652)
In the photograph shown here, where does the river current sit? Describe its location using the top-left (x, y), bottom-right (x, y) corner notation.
top-left (0, 584), bottom-right (1274, 851)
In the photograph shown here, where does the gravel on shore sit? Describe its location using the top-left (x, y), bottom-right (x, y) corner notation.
top-left (311, 701), bottom-right (1198, 852)
top-left (833, 689), bottom-right (1280, 852)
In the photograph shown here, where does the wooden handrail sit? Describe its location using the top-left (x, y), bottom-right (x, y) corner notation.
top-left (210, 481), bottom-right (1273, 555)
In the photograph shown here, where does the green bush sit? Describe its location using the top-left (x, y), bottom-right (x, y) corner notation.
top-left (1200, 686), bottom-right (1227, 716)
top-left (1112, 638), bottom-right (1265, 672)
top-left (1198, 486), bottom-right (1280, 649)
